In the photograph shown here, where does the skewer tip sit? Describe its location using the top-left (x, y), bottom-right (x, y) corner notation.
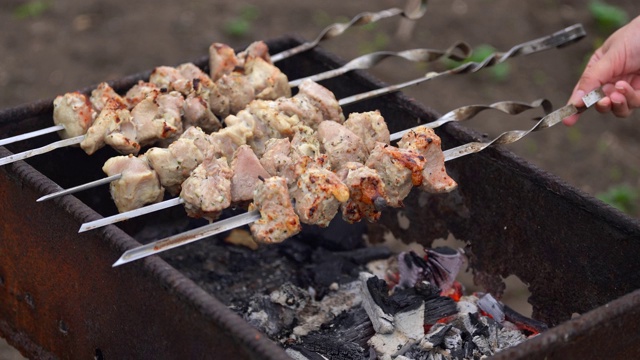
top-left (112, 257), bottom-right (129, 267)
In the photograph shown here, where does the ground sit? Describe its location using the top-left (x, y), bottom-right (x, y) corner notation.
top-left (1, 0), bottom-right (639, 357)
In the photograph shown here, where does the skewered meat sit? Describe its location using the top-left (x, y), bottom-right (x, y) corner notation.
top-left (317, 120), bottom-right (368, 170)
top-left (337, 162), bottom-right (388, 223)
top-left (102, 154), bottom-right (164, 213)
top-left (146, 126), bottom-right (214, 195)
top-left (230, 145), bottom-right (271, 203)
top-left (365, 143), bottom-right (426, 208)
top-left (260, 138), bottom-right (294, 182)
top-left (81, 98), bottom-right (138, 155)
top-left (290, 155), bottom-right (350, 227)
top-left (124, 81), bottom-right (160, 109)
top-left (90, 82), bottom-right (127, 113)
top-left (343, 110), bottom-right (390, 152)
top-left (248, 176), bottom-right (301, 244)
top-left (131, 91), bottom-right (184, 146)
top-left (53, 92), bottom-right (96, 139)
top-left (209, 43), bottom-right (240, 81)
top-left (295, 79), bottom-right (345, 124)
top-left (180, 150), bottom-right (233, 221)
top-left (397, 127), bottom-right (457, 193)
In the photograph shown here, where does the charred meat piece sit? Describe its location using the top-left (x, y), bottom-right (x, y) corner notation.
top-left (180, 152), bottom-right (233, 221)
top-left (248, 176), bottom-right (301, 244)
top-left (81, 99), bottom-right (139, 155)
top-left (124, 81), bottom-right (160, 109)
top-left (90, 82), bottom-right (127, 113)
top-left (230, 145), bottom-right (271, 203)
top-left (343, 110), bottom-right (390, 153)
top-left (102, 154), bottom-right (164, 213)
top-left (290, 155), bottom-right (350, 227)
top-left (146, 126), bottom-right (213, 195)
top-left (397, 126), bottom-right (457, 193)
top-left (365, 143), bottom-right (426, 207)
top-left (131, 91), bottom-right (184, 147)
top-left (53, 92), bottom-right (96, 139)
top-left (317, 120), bottom-right (368, 170)
top-left (338, 162), bottom-right (389, 224)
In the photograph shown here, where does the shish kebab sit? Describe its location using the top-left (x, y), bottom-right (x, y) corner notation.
top-left (0, 39), bottom-right (470, 168)
top-left (73, 23), bottom-right (585, 231)
top-left (34, 41), bottom-right (472, 205)
top-left (0, 1), bottom-right (428, 147)
top-left (113, 86), bottom-right (606, 267)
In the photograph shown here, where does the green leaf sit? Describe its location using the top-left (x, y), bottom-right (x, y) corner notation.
top-left (589, 0), bottom-right (629, 34)
top-left (13, 0), bottom-right (50, 19)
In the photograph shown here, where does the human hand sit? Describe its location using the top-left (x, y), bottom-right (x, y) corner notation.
top-left (563, 15), bottom-right (640, 126)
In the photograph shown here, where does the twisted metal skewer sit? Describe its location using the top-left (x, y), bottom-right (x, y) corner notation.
top-left (270, 0), bottom-right (428, 62)
top-left (339, 23), bottom-right (586, 106)
top-left (289, 41), bottom-right (472, 87)
top-left (443, 87), bottom-right (605, 161)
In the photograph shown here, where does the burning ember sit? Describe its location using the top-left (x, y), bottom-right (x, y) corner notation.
top-left (162, 222), bottom-right (546, 360)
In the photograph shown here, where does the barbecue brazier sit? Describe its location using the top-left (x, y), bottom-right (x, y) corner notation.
top-left (1, 36), bottom-right (640, 359)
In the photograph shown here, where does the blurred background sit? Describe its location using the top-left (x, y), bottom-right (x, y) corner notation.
top-left (1, 0), bottom-right (639, 357)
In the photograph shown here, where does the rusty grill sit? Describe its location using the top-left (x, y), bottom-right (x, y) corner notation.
top-left (1, 36), bottom-right (640, 359)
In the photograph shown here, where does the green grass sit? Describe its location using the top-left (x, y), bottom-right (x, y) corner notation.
top-left (597, 184), bottom-right (639, 216)
top-left (13, 0), bottom-right (50, 19)
top-left (443, 44), bottom-right (510, 82)
top-left (589, 0), bottom-right (629, 35)
top-left (224, 5), bottom-right (260, 38)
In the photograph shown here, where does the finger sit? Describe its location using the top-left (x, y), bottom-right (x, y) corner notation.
top-left (570, 51), bottom-right (616, 106)
top-left (595, 97), bottom-right (612, 114)
top-left (562, 113), bottom-right (580, 126)
top-left (615, 80), bottom-right (640, 109)
top-left (609, 92), bottom-right (631, 117)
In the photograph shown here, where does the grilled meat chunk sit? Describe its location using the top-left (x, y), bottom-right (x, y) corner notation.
top-left (260, 138), bottom-right (294, 182)
top-left (180, 152), bottom-right (233, 221)
top-left (90, 82), bottom-right (127, 113)
top-left (248, 176), bottom-right (301, 244)
top-left (365, 143), bottom-right (426, 207)
top-left (131, 91), bottom-right (184, 146)
top-left (290, 155), bottom-right (350, 227)
top-left (124, 81), bottom-right (160, 109)
top-left (102, 154), bottom-right (164, 213)
top-left (230, 145), bottom-right (271, 203)
top-left (317, 120), bottom-right (368, 170)
top-left (81, 99), bottom-right (138, 155)
top-left (397, 126), bottom-right (457, 193)
top-left (146, 126), bottom-right (213, 195)
top-left (343, 110), bottom-right (390, 152)
top-left (53, 92), bottom-right (96, 139)
top-left (338, 162), bottom-right (389, 223)
top-left (297, 79), bottom-right (344, 123)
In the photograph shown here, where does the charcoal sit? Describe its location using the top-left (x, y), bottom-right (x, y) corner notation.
top-left (300, 215), bottom-right (367, 251)
top-left (285, 346), bottom-right (328, 360)
top-left (476, 293), bottom-right (505, 324)
top-left (421, 323), bottom-right (453, 349)
top-left (293, 334), bottom-right (367, 360)
top-left (245, 295), bottom-right (297, 338)
top-left (503, 304), bottom-right (549, 334)
top-left (425, 247), bottom-right (464, 292)
top-left (360, 273), bottom-right (394, 334)
top-left (424, 296), bottom-right (458, 325)
top-left (312, 306), bottom-right (375, 347)
top-left (366, 275), bottom-right (395, 315)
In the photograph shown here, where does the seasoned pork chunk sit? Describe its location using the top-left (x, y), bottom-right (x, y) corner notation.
top-left (237, 41), bottom-right (271, 64)
top-left (124, 81), bottom-right (160, 109)
top-left (102, 154), bottom-right (164, 213)
top-left (343, 111), bottom-right (390, 152)
top-left (209, 122), bottom-right (253, 161)
top-left (338, 162), bottom-right (389, 224)
top-left (276, 95), bottom-right (324, 131)
top-left (260, 138), bottom-right (294, 182)
top-left (230, 145), bottom-right (271, 203)
top-left (130, 91), bottom-right (184, 146)
top-left (81, 99), bottom-right (139, 155)
top-left (209, 73), bottom-right (255, 118)
top-left (180, 153), bottom-right (233, 221)
top-left (297, 80), bottom-right (345, 123)
top-left (245, 57), bottom-right (290, 101)
top-left (248, 176), bottom-right (301, 244)
top-left (317, 121), bottom-right (368, 170)
top-left (146, 127), bottom-right (213, 195)
top-left (149, 66), bottom-right (186, 91)
top-left (53, 92), bottom-right (96, 139)
top-left (365, 143), bottom-right (426, 207)
top-left (209, 43), bottom-right (239, 81)
top-left (290, 155), bottom-right (350, 227)
top-left (90, 82), bottom-right (127, 113)
top-left (397, 126), bottom-right (457, 193)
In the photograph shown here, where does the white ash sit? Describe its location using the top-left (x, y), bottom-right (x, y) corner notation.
top-left (359, 272), bottom-right (395, 334)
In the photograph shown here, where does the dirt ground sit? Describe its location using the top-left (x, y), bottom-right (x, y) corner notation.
top-left (1, 0), bottom-right (639, 357)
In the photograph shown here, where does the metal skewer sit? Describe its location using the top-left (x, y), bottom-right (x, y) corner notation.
top-left (338, 23), bottom-right (586, 106)
top-left (81, 97), bottom-right (552, 233)
top-left (112, 87), bottom-right (605, 267)
top-left (270, 0), bottom-right (428, 63)
top-left (289, 41), bottom-right (471, 87)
